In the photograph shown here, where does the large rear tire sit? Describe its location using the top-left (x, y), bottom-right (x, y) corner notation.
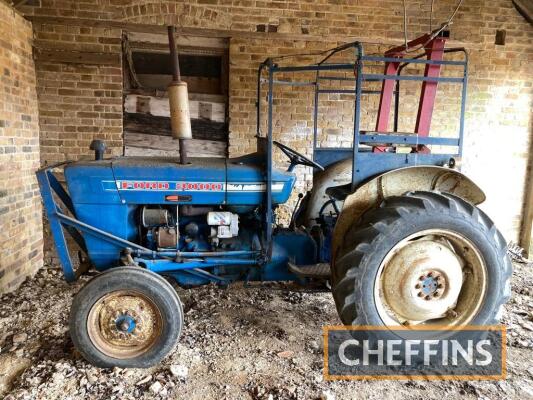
top-left (70, 267), bottom-right (183, 368)
top-left (331, 191), bottom-right (511, 328)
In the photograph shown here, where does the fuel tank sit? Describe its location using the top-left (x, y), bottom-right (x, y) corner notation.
top-left (64, 155), bottom-right (296, 206)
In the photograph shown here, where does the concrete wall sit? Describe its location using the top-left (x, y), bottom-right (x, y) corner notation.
top-left (20, 0), bottom-right (533, 243)
top-left (0, 2), bottom-right (43, 293)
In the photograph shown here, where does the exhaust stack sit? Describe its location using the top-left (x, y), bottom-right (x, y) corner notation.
top-left (167, 26), bottom-right (192, 164)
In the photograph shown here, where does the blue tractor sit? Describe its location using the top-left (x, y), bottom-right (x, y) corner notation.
top-left (38, 28), bottom-right (511, 368)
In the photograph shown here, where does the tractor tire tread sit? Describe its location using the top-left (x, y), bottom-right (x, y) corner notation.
top-left (332, 190), bottom-right (512, 327)
top-left (70, 267), bottom-right (183, 368)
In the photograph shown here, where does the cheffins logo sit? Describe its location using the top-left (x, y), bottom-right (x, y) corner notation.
top-left (324, 325), bottom-right (506, 380)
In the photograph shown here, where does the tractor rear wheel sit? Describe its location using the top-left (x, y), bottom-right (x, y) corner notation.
top-left (70, 267), bottom-right (183, 368)
top-left (331, 191), bottom-right (511, 328)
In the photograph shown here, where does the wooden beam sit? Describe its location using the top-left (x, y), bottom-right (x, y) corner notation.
top-left (124, 94), bottom-right (226, 122)
top-left (124, 113), bottom-right (228, 142)
top-left (127, 41), bottom-right (227, 56)
top-left (127, 31), bottom-right (228, 50)
top-left (124, 132), bottom-right (226, 158)
top-left (33, 47), bottom-right (120, 65)
top-left (136, 74), bottom-right (221, 94)
top-left (513, 0), bottom-right (533, 25)
top-left (124, 88), bottom-right (226, 102)
top-left (520, 148), bottom-right (533, 257)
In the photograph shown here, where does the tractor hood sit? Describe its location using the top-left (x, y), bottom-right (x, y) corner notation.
top-left (64, 155), bottom-right (295, 206)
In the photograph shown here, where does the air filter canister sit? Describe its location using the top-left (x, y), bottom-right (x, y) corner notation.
top-left (142, 207), bottom-right (171, 227)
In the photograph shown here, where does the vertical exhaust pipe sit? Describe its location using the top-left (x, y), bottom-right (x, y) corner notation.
top-left (167, 26), bottom-right (191, 164)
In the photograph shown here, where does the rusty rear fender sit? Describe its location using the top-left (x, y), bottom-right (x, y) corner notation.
top-left (331, 165), bottom-right (486, 263)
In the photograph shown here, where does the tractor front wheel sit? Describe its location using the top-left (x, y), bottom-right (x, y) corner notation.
top-left (332, 191), bottom-right (512, 328)
top-left (70, 267), bottom-right (183, 368)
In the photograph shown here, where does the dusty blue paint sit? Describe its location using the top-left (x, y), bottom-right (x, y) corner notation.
top-left (38, 41), bottom-right (469, 287)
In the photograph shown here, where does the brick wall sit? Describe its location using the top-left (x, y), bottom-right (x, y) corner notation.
top-left (31, 22), bottom-right (124, 264)
top-left (34, 24), bottom-right (123, 165)
top-left (0, 3), bottom-right (43, 293)
top-left (19, 0), bottom-right (533, 243)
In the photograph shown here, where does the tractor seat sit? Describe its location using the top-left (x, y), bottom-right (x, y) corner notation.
top-left (325, 183), bottom-right (352, 201)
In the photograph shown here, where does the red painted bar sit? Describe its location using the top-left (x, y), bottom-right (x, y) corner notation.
top-left (415, 38), bottom-right (446, 153)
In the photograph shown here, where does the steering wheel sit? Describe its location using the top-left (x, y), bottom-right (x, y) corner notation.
top-left (273, 140), bottom-right (324, 172)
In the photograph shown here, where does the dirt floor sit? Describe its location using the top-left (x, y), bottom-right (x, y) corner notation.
top-left (0, 261), bottom-right (532, 400)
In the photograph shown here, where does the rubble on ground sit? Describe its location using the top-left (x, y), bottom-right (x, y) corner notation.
top-left (0, 262), bottom-right (532, 399)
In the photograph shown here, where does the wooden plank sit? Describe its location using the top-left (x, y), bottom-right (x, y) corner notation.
top-left (124, 94), bottom-right (225, 122)
top-left (127, 31), bottom-right (228, 49)
top-left (33, 47), bottom-right (121, 65)
top-left (124, 113), bottom-right (228, 142)
top-left (137, 74), bottom-right (221, 94)
top-left (124, 131), bottom-right (226, 158)
top-left (124, 88), bottom-right (225, 103)
top-left (220, 51), bottom-right (229, 97)
top-left (126, 41), bottom-right (227, 56)
top-left (125, 146), bottom-right (224, 158)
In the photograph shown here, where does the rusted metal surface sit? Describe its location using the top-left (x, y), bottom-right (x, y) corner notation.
top-left (141, 208), bottom-right (170, 227)
top-left (303, 158), bottom-right (352, 226)
top-left (87, 290), bottom-right (163, 359)
top-left (167, 26), bottom-right (181, 81)
top-left (156, 227), bottom-right (178, 248)
top-left (332, 165), bottom-right (486, 264)
top-left (379, 236), bottom-right (463, 323)
top-left (167, 26), bottom-right (191, 164)
top-left (374, 229), bottom-right (487, 327)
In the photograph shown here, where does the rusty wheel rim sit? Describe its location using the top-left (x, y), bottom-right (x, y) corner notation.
top-left (374, 229), bottom-right (488, 328)
top-left (87, 290), bottom-right (163, 359)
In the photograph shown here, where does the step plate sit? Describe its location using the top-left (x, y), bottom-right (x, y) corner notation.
top-left (288, 262), bottom-right (331, 278)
